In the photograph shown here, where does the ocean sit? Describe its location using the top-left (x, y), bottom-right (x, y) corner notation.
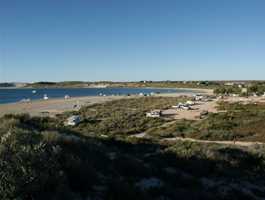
top-left (0, 88), bottom-right (196, 104)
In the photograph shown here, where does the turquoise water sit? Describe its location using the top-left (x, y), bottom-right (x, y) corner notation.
top-left (0, 88), bottom-right (196, 104)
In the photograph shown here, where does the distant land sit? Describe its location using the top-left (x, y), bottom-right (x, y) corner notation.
top-left (2, 80), bottom-right (265, 98)
top-left (0, 82), bottom-right (27, 88)
top-left (0, 80), bottom-right (262, 89)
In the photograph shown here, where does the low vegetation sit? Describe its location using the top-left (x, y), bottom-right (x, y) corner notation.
top-left (60, 97), bottom-right (188, 137)
top-left (0, 83), bottom-right (16, 87)
top-left (213, 85), bottom-right (242, 95)
top-left (24, 80), bottom-right (221, 89)
top-left (147, 101), bottom-right (265, 142)
top-left (26, 81), bottom-right (88, 88)
top-left (103, 81), bottom-right (219, 89)
top-left (2, 97), bottom-right (265, 199)
top-left (214, 82), bottom-right (265, 96)
top-left (1, 114), bottom-right (265, 199)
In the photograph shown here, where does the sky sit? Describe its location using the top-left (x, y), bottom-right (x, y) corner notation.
top-left (0, 0), bottom-right (265, 82)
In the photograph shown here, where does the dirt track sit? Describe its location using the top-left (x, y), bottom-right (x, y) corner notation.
top-left (163, 137), bottom-right (264, 147)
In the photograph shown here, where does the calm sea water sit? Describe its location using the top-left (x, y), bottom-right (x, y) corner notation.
top-left (0, 88), bottom-right (196, 104)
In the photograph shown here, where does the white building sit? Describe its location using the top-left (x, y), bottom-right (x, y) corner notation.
top-left (64, 95), bottom-right (70, 99)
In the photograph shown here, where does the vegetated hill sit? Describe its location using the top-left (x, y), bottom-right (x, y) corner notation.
top-left (106, 81), bottom-right (220, 89)
top-left (0, 83), bottom-right (16, 87)
top-left (22, 80), bottom-right (265, 91)
top-left (24, 80), bottom-right (221, 89)
top-left (0, 114), bottom-right (265, 200)
top-left (25, 81), bottom-right (89, 88)
top-left (214, 81), bottom-right (265, 95)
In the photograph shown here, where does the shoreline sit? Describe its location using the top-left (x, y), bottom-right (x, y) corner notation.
top-left (0, 93), bottom-right (205, 117)
top-left (0, 86), bottom-right (213, 92)
top-left (0, 95), bottom-right (132, 117)
top-left (0, 88), bottom-right (213, 117)
top-left (0, 87), bottom-right (212, 105)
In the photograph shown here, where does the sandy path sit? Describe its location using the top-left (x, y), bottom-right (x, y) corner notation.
top-left (161, 99), bottom-right (219, 120)
top-left (163, 137), bottom-right (264, 147)
top-left (176, 100), bottom-right (218, 120)
top-left (130, 132), bottom-right (264, 147)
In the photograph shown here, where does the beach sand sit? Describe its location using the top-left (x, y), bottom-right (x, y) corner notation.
top-left (155, 88), bottom-right (213, 97)
top-left (0, 96), bottom-right (131, 117)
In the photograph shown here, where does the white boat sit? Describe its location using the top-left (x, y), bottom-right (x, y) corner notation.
top-left (64, 95), bottom-right (70, 99)
top-left (20, 98), bottom-right (31, 103)
top-left (32, 90), bottom-right (37, 94)
top-left (43, 94), bottom-right (49, 100)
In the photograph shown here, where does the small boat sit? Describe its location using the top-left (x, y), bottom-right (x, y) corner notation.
top-left (43, 94), bottom-right (49, 100)
top-left (32, 90), bottom-right (37, 94)
top-left (20, 98), bottom-right (31, 103)
top-left (64, 95), bottom-right (70, 99)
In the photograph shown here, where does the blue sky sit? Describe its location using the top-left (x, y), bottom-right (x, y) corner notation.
top-left (0, 0), bottom-right (265, 82)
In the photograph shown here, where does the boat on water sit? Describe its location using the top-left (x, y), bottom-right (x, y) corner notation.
top-left (20, 98), bottom-right (31, 103)
top-left (32, 90), bottom-right (37, 94)
top-left (43, 94), bottom-right (49, 100)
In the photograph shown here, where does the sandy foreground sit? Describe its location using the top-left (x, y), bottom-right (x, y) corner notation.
top-left (0, 89), bottom-right (213, 117)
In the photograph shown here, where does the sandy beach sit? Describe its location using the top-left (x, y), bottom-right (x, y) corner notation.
top-left (156, 88), bottom-right (213, 97)
top-left (0, 96), bottom-right (131, 117)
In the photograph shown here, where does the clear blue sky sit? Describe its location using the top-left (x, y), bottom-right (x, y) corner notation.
top-left (1, 0), bottom-right (265, 82)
